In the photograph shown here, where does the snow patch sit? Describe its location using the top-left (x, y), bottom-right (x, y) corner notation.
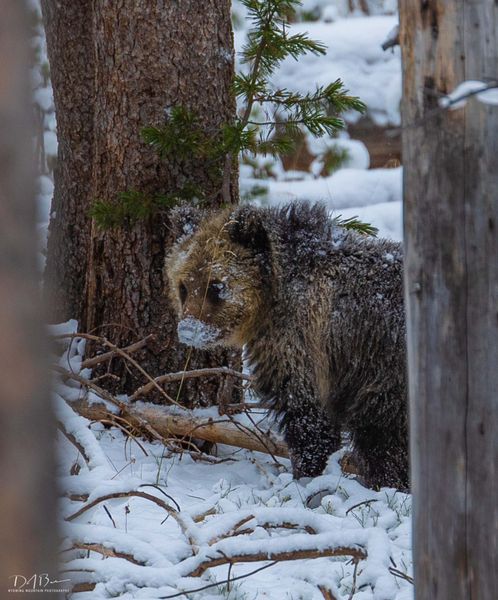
top-left (177, 316), bottom-right (222, 348)
top-left (439, 80), bottom-right (498, 109)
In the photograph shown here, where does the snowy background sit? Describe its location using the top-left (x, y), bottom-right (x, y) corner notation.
top-left (32, 0), bottom-right (412, 598)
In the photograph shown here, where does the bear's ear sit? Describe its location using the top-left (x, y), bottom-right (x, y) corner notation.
top-left (168, 203), bottom-right (206, 240)
top-left (225, 206), bottom-right (271, 254)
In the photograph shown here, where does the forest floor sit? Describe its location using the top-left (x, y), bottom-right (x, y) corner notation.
top-left (55, 320), bottom-right (412, 600)
top-left (36, 1), bottom-right (412, 598)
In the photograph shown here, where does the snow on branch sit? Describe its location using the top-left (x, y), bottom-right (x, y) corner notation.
top-left (439, 80), bottom-right (498, 109)
top-left (182, 533), bottom-right (367, 577)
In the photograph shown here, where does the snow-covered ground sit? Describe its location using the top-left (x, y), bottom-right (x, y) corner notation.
top-left (37, 1), bottom-right (411, 597)
top-left (233, 0), bottom-right (403, 241)
top-left (56, 324), bottom-right (412, 600)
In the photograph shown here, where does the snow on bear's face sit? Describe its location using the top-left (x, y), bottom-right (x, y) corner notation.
top-left (166, 212), bottom-right (265, 349)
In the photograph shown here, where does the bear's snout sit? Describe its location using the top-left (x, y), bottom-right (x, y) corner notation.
top-left (177, 316), bottom-right (222, 348)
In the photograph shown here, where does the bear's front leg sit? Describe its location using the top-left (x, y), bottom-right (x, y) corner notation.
top-left (283, 401), bottom-right (340, 479)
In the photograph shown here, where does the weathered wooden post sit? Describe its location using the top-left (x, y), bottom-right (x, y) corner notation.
top-left (399, 1), bottom-right (497, 598)
top-left (0, 1), bottom-right (58, 593)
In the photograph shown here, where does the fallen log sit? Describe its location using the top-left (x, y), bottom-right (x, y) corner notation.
top-left (66, 397), bottom-right (289, 459)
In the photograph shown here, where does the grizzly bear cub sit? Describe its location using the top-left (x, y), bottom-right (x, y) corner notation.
top-left (167, 202), bottom-right (408, 490)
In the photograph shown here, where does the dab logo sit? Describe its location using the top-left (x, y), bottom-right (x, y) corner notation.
top-left (8, 573), bottom-right (71, 593)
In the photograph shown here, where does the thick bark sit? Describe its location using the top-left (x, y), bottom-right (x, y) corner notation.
top-left (83, 0), bottom-right (239, 404)
top-left (41, 1), bottom-right (94, 323)
top-left (42, 1), bottom-right (240, 404)
top-left (400, 1), bottom-right (498, 599)
top-left (0, 1), bottom-right (58, 591)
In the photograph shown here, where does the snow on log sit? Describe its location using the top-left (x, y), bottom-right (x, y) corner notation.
top-left (67, 397), bottom-right (289, 459)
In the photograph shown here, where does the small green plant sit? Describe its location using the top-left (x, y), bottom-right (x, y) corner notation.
top-left (91, 0), bottom-right (366, 229)
top-left (385, 491), bottom-right (412, 524)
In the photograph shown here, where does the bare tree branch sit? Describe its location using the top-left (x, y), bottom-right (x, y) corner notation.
top-left (81, 334), bottom-right (154, 369)
top-left (131, 367), bottom-right (252, 401)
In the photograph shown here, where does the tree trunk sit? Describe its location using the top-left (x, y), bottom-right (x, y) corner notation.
top-left (400, 1), bottom-right (498, 599)
top-left (41, 0), bottom-right (94, 323)
top-left (83, 0), bottom-right (239, 404)
top-left (0, 1), bottom-right (58, 590)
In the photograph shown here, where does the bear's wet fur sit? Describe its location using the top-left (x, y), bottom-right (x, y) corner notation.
top-left (167, 202), bottom-right (408, 490)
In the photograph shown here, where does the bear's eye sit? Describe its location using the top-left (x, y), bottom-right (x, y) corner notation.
top-left (178, 282), bottom-right (188, 304)
top-left (206, 281), bottom-right (226, 305)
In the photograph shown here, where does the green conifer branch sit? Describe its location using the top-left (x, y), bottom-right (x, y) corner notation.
top-left (337, 216), bottom-right (379, 237)
top-left (91, 0), bottom-right (372, 232)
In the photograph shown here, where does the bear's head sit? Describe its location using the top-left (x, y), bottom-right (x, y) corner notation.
top-left (166, 205), bottom-right (275, 349)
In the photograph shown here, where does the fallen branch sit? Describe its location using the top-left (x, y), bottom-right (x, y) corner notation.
top-left (71, 542), bottom-right (145, 566)
top-left (69, 582), bottom-right (96, 594)
top-left (207, 516), bottom-right (317, 546)
top-left (389, 566), bottom-right (414, 585)
top-left (66, 395), bottom-right (289, 459)
top-left (57, 422), bottom-right (91, 465)
top-left (318, 586), bottom-right (338, 600)
top-left (187, 544), bottom-right (367, 577)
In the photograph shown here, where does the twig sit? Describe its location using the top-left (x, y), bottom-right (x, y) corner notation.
top-left (57, 422), bottom-right (91, 465)
top-left (81, 335), bottom-right (154, 369)
top-left (65, 490), bottom-right (198, 550)
top-left (345, 499), bottom-right (378, 515)
top-left (389, 567), bottom-right (414, 585)
top-left (208, 518), bottom-right (317, 545)
top-left (207, 515), bottom-right (255, 545)
top-left (97, 418), bottom-right (149, 457)
top-left (347, 559), bottom-right (359, 600)
top-left (53, 365), bottom-right (169, 445)
top-left (53, 332), bottom-right (179, 406)
top-left (242, 409), bottom-right (284, 467)
top-left (138, 484), bottom-right (182, 512)
top-left (131, 367), bottom-right (252, 401)
top-left (71, 542), bottom-right (145, 566)
top-left (160, 561), bottom-right (279, 599)
top-left (102, 338), bottom-right (179, 406)
top-left (103, 505), bottom-right (116, 528)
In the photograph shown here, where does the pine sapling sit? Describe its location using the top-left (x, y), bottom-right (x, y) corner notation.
top-left (92, 0), bottom-right (372, 236)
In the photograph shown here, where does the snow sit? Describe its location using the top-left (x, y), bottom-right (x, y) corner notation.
top-left (44, 129), bottom-right (58, 155)
top-left (262, 167), bottom-right (401, 208)
top-left (242, 167), bottom-right (403, 241)
top-left (271, 17), bottom-right (401, 127)
top-left (439, 80), bottom-right (498, 109)
top-left (177, 316), bottom-right (222, 348)
top-left (34, 86), bottom-right (54, 111)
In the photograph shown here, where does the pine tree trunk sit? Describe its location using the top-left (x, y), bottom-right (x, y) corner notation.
top-left (83, 0), bottom-right (239, 404)
top-left (41, 0), bottom-right (94, 323)
top-left (400, 1), bottom-right (498, 598)
top-left (0, 1), bottom-right (58, 585)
